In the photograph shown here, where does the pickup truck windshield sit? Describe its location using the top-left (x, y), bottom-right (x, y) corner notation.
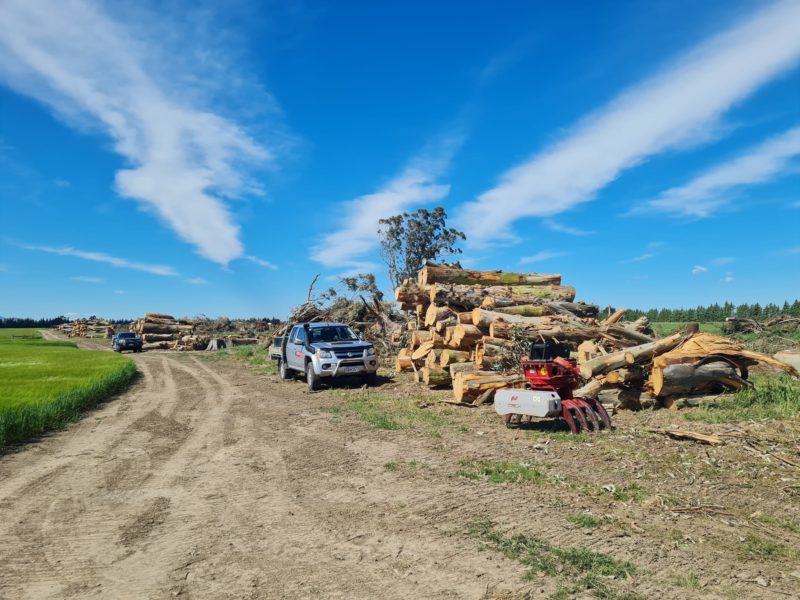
top-left (117, 333), bottom-right (137, 339)
top-left (308, 326), bottom-right (359, 343)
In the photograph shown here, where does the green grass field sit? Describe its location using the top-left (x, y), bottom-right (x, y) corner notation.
top-left (0, 329), bottom-right (137, 447)
top-left (649, 322), bottom-right (726, 336)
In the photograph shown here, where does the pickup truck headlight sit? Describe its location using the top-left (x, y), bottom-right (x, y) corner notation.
top-left (317, 349), bottom-right (332, 358)
top-left (364, 347), bottom-right (376, 357)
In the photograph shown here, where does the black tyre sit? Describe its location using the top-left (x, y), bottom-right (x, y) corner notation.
top-left (306, 363), bottom-right (319, 392)
top-left (279, 359), bottom-right (292, 380)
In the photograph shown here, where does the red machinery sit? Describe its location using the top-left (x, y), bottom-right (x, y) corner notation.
top-left (494, 342), bottom-right (612, 433)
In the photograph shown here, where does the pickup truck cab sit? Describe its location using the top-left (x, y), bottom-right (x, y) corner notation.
top-left (270, 322), bottom-right (378, 391)
top-left (112, 332), bottom-right (143, 353)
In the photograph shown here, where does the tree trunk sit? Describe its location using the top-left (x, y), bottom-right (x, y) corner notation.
top-left (453, 372), bottom-right (526, 403)
top-left (489, 319), bottom-right (596, 342)
top-left (451, 324), bottom-right (483, 348)
top-left (434, 316), bottom-right (457, 333)
top-left (395, 356), bottom-right (414, 372)
top-left (424, 304), bottom-right (453, 327)
top-left (602, 308), bottom-right (626, 325)
top-left (449, 363), bottom-right (491, 378)
top-left (428, 283), bottom-right (575, 309)
top-left (394, 279), bottom-right (431, 305)
top-left (650, 359), bottom-right (750, 398)
top-left (439, 349), bottom-right (471, 367)
top-left (422, 367), bottom-right (452, 387)
top-left (623, 332), bottom-right (684, 365)
top-left (579, 333), bottom-right (683, 379)
top-left (490, 304), bottom-right (551, 317)
top-left (420, 264), bottom-right (561, 287)
top-left (424, 348), bottom-right (444, 368)
top-left (411, 340), bottom-right (435, 361)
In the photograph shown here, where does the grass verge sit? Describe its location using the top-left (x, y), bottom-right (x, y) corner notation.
top-left (458, 460), bottom-right (547, 484)
top-left (333, 390), bottom-right (451, 432)
top-left (468, 520), bottom-right (639, 599)
top-left (204, 344), bottom-right (277, 375)
top-left (0, 334), bottom-right (137, 447)
top-left (683, 375), bottom-right (800, 423)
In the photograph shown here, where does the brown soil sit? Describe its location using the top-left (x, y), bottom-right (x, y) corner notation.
top-left (1, 337), bottom-right (799, 599)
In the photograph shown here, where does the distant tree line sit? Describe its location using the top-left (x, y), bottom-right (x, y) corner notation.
top-left (0, 316), bottom-right (70, 328)
top-left (624, 300), bottom-right (800, 323)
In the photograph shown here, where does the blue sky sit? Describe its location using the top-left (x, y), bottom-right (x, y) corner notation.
top-left (1, 0), bottom-right (799, 319)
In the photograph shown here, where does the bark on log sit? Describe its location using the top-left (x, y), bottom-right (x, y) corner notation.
top-left (142, 333), bottom-right (178, 342)
top-left (410, 330), bottom-right (432, 347)
top-left (453, 372), bottom-right (526, 403)
top-left (439, 349), bottom-right (471, 367)
top-left (650, 359), bottom-right (750, 398)
top-left (602, 308), bottom-right (626, 325)
top-left (449, 363), bottom-right (491, 378)
top-left (434, 316), bottom-right (457, 333)
top-left (623, 332), bottom-right (684, 365)
top-left (489, 319), bottom-right (596, 343)
top-left (420, 264), bottom-right (561, 287)
top-left (491, 304), bottom-right (551, 317)
top-left (395, 356), bottom-right (414, 372)
top-left (429, 283), bottom-right (575, 309)
top-left (579, 333), bottom-right (683, 379)
top-left (422, 367), bottom-right (452, 387)
top-left (573, 377), bottom-right (609, 398)
top-left (456, 312), bottom-right (473, 324)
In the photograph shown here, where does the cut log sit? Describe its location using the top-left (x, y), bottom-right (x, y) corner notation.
top-left (489, 319), bottom-right (596, 342)
top-left (420, 264), bottom-right (561, 287)
top-left (142, 333), bottom-right (178, 342)
top-left (411, 340), bottom-right (435, 361)
top-left (491, 304), bottom-right (551, 317)
top-left (453, 372), bottom-right (526, 403)
top-left (449, 363), bottom-right (492, 378)
top-left (623, 332), bottom-right (684, 365)
top-left (424, 349), bottom-right (444, 368)
top-left (577, 341), bottom-right (601, 365)
top-left (456, 312), bottom-right (473, 324)
top-left (443, 325), bottom-right (456, 346)
top-left (434, 316), bottom-right (457, 334)
top-left (394, 279), bottom-right (431, 305)
top-left (422, 367), bottom-right (452, 387)
top-left (451, 324), bottom-right (483, 348)
top-left (573, 376), bottom-right (609, 398)
top-left (605, 368), bottom-right (644, 385)
top-left (410, 330), bottom-right (432, 347)
top-left (429, 283), bottom-right (576, 309)
top-left (424, 304), bottom-right (453, 327)
top-left (649, 359), bottom-right (750, 398)
top-left (580, 333), bottom-right (683, 379)
top-left (439, 349), bottom-right (471, 367)
top-left (395, 355), bottom-right (414, 372)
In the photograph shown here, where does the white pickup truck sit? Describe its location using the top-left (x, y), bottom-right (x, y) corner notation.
top-left (270, 322), bottom-right (379, 391)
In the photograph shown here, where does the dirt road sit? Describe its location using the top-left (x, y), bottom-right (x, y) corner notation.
top-left (2, 342), bottom-right (799, 599)
top-left (0, 348), bottom-right (526, 599)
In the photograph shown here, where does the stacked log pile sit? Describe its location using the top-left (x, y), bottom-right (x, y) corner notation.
top-left (129, 313), bottom-right (195, 350)
top-left (395, 263), bottom-right (799, 408)
top-left (68, 319), bottom-right (111, 338)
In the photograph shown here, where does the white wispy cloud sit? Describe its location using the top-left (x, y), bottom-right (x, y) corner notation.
top-left (692, 265), bottom-right (708, 274)
top-left (310, 134), bottom-right (463, 269)
top-left (244, 255), bottom-right (278, 270)
top-left (543, 220), bottom-right (595, 236)
top-left (712, 256), bottom-right (735, 265)
top-left (0, 1), bottom-right (280, 265)
top-left (71, 276), bottom-right (104, 284)
top-left (457, 1), bottom-right (800, 244)
top-left (623, 253), bottom-right (655, 264)
top-left (635, 125), bottom-right (800, 216)
top-left (721, 272), bottom-right (735, 283)
top-left (519, 251), bottom-right (567, 265)
top-left (20, 244), bottom-right (177, 276)
top-left (184, 277), bottom-right (207, 285)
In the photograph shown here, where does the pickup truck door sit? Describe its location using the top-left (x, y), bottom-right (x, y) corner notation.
top-left (286, 326), bottom-right (306, 370)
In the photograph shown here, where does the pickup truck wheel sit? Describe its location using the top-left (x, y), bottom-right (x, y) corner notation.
top-left (279, 359), bottom-right (292, 380)
top-left (306, 363), bottom-right (319, 392)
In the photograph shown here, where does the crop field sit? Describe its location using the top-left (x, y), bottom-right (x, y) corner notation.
top-left (0, 329), bottom-right (137, 447)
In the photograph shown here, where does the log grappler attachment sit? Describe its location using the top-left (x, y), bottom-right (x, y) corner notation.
top-left (494, 342), bottom-right (612, 434)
